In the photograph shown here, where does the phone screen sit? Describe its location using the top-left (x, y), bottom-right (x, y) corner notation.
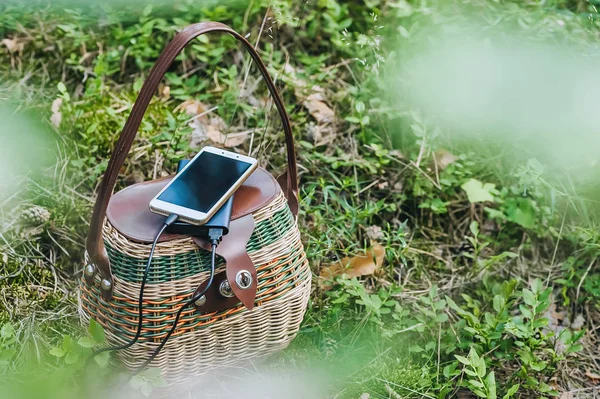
top-left (157, 151), bottom-right (252, 213)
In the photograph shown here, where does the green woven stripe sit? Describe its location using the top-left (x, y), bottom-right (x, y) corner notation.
top-left (106, 245), bottom-right (225, 284)
top-left (107, 205), bottom-right (295, 284)
top-left (82, 245), bottom-right (307, 341)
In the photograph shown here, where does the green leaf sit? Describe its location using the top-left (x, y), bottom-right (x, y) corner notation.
top-left (140, 382), bottom-right (153, 397)
top-left (94, 351), bottom-right (110, 368)
top-left (142, 4), bottom-right (153, 16)
top-left (142, 367), bottom-right (163, 381)
top-left (88, 319), bottom-right (106, 344)
top-left (435, 313), bottom-right (449, 323)
top-left (355, 101), bottom-right (365, 113)
top-left (77, 336), bottom-right (96, 348)
top-left (469, 380), bottom-right (485, 389)
top-left (130, 375), bottom-right (144, 390)
top-left (486, 372), bottom-right (496, 399)
top-left (465, 368), bottom-right (478, 377)
top-left (518, 304), bottom-right (533, 319)
top-left (493, 295), bottom-right (505, 313)
top-left (455, 355), bottom-right (470, 366)
top-left (567, 343), bottom-right (583, 353)
top-left (522, 289), bottom-right (536, 307)
top-left (62, 335), bottom-right (74, 352)
top-left (505, 198), bottom-right (536, 229)
top-left (476, 357), bottom-right (486, 378)
top-left (57, 82), bottom-right (67, 94)
top-left (461, 179), bottom-right (496, 203)
top-left (409, 345), bottom-right (424, 353)
top-left (503, 384), bottom-right (519, 399)
top-left (65, 351), bottom-right (79, 365)
top-left (559, 329), bottom-right (572, 344)
top-left (1, 323), bottom-right (15, 339)
top-left (49, 347), bottom-right (66, 358)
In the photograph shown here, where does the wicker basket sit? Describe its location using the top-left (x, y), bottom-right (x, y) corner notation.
top-left (79, 22), bottom-right (310, 384)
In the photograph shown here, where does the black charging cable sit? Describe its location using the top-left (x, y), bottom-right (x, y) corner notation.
top-left (89, 220), bottom-right (224, 376)
top-left (89, 159), bottom-right (231, 374)
top-left (131, 227), bottom-right (223, 375)
top-left (90, 213), bottom-right (180, 363)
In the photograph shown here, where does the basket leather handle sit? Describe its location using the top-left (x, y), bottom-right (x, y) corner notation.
top-left (86, 22), bottom-right (298, 299)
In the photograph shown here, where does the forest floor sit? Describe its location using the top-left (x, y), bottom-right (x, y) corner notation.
top-left (1, 0), bottom-right (600, 398)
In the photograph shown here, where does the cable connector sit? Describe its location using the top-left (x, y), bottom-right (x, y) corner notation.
top-left (208, 227), bottom-right (224, 246)
top-left (164, 213), bottom-right (179, 227)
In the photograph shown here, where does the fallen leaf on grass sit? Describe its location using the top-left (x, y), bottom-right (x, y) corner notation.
top-left (319, 242), bottom-right (385, 290)
top-left (585, 370), bottom-right (600, 381)
top-left (160, 85), bottom-right (170, 99)
top-left (177, 99), bottom-right (248, 147)
top-left (286, 64), bottom-right (335, 124)
top-left (571, 314), bottom-right (585, 330)
top-left (299, 89), bottom-right (335, 124)
top-left (50, 98), bottom-right (62, 128)
top-left (2, 38), bottom-right (25, 52)
top-left (365, 225), bottom-right (384, 241)
top-left (434, 149), bottom-right (457, 170)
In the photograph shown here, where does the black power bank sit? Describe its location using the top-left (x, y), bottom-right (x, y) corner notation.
top-left (165, 159), bottom-right (233, 237)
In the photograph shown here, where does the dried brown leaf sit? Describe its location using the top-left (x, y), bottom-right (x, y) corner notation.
top-left (585, 370), bottom-right (600, 381)
top-left (297, 88), bottom-right (334, 124)
top-left (434, 149), bottom-right (457, 170)
top-left (160, 85), bottom-right (171, 99)
top-left (2, 38), bottom-right (24, 52)
top-left (571, 314), bottom-right (585, 330)
top-left (176, 99), bottom-right (247, 147)
top-left (365, 226), bottom-right (384, 241)
top-left (286, 64), bottom-right (335, 124)
top-left (319, 242), bottom-right (385, 290)
top-left (50, 98), bottom-right (62, 128)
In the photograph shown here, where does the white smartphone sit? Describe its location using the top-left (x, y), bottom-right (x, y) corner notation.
top-left (149, 146), bottom-right (258, 225)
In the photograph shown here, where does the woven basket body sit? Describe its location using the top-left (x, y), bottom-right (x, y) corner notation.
top-left (80, 191), bottom-right (310, 382)
top-left (79, 22), bottom-right (310, 385)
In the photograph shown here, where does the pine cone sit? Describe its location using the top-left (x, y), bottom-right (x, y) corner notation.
top-left (20, 206), bottom-right (51, 226)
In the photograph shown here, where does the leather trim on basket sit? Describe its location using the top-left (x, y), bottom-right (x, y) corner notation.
top-left (192, 214), bottom-right (257, 312)
top-left (106, 167), bottom-right (278, 244)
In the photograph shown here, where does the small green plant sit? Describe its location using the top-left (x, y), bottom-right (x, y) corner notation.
top-left (0, 323), bottom-right (17, 370)
top-left (130, 368), bottom-right (168, 397)
top-left (445, 278), bottom-right (582, 397)
top-left (334, 277), bottom-right (401, 326)
top-left (49, 319), bottom-right (109, 368)
top-left (454, 348), bottom-right (503, 399)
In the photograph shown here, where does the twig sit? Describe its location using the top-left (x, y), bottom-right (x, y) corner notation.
top-left (576, 259), bottom-right (595, 305)
top-left (378, 379), bottom-right (436, 399)
top-left (546, 203), bottom-right (569, 286)
top-left (396, 323), bottom-right (423, 334)
top-left (407, 246), bottom-right (449, 265)
top-left (384, 385), bottom-right (402, 399)
top-left (183, 105), bottom-right (219, 124)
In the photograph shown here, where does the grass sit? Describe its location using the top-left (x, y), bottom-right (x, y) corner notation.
top-left (1, 0), bottom-right (600, 397)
